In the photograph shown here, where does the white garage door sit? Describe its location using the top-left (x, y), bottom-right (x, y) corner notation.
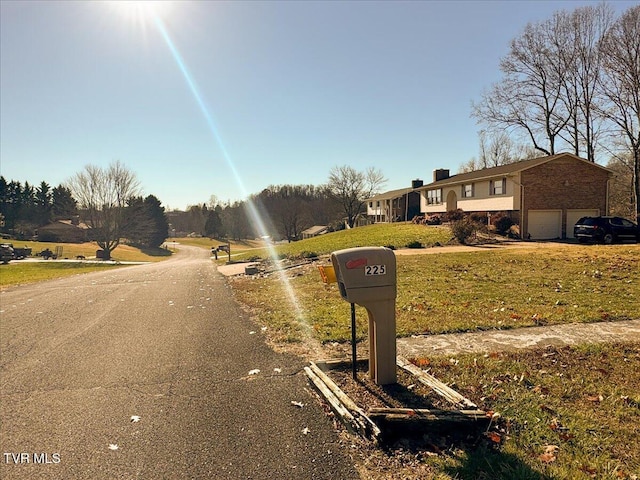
top-left (566, 209), bottom-right (599, 239)
top-left (528, 210), bottom-right (562, 240)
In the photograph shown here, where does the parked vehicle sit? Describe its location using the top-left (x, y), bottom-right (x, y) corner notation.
top-left (0, 243), bottom-right (14, 264)
top-left (573, 216), bottom-right (639, 244)
top-left (0, 243), bottom-right (33, 263)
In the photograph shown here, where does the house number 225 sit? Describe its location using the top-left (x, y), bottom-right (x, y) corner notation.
top-left (364, 265), bottom-right (386, 276)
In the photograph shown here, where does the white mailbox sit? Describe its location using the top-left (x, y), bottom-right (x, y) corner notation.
top-left (331, 247), bottom-right (397, 385)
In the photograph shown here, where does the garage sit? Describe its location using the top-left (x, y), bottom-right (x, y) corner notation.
top-left (528, 210), bottom-right (562, 240)
top-left (566, 209), bottom-right (600, 239)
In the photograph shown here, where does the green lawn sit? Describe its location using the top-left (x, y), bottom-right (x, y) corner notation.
top-left (0, 262), bottom-right (130, 288)
top-left (0, 240), bottom-right (170, 289)
top-left (232, 223), bottom-right (453, 261)
top-left (231, 244), bottom-right (640, 344)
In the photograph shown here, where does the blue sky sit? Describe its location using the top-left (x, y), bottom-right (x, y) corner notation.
top-left (1, 0), bottom-right (636, 211)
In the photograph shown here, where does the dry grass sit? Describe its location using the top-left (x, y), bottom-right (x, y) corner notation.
top-left (404, 343), bottom-right (640, 479)
top-left (231, 245), bottom-right (640, 344)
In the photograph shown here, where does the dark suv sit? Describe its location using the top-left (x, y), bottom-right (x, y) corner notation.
top-left (574, 216), bottom-right (639, 244)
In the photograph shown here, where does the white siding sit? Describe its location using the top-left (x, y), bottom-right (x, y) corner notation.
top-left (420, 176), bottom-right (520, 214)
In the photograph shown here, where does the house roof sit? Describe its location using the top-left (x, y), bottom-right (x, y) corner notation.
top-left (40, 219), bottom-right (90, 230)
top-left (367, 187), bottom-right (415, 202)
top-left (418, 153), bottom-right (613, 189)
top-left (301, 225), bottom-right (329, 236)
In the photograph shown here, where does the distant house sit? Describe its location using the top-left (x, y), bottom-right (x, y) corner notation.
top-left (301, 225), bottom-right (329, 239)
top-left (37, 219), bottom-right (90, 243)
top-left (417, 153), bottom-right (612, 240)
top-left (366, 180), bottom-right (423, 223)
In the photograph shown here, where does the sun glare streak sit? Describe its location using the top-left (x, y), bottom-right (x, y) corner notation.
top-left (152, 16), bottom-right (307, 324)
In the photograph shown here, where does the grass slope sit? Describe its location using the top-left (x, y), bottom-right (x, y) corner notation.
top-left (234, 223), bottom-right (453, 260)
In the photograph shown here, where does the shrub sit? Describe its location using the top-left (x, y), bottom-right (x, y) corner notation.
top-left (450, 219), bottom-right (477, 245)
top-left (405, 241), bottom-right (423, 249)
top-left (425, 214), bottom-right (442, 225)
top-left (469, 211), bottom-right (488, 225)
top-left (493, 213), bottom-right (515, 235)
top-left (445, 209), bottom-right (465, 222)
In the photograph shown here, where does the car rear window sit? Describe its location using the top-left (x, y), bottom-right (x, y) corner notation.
top-left (578, 217), bottom-right (598, 225)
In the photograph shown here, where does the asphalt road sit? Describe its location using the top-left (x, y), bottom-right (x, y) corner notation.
top-left (0, 246), bottom-right (359, 479)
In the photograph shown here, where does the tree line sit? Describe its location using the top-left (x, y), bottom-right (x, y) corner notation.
top-left (470, 3), bottom-right (639, 219)
top-left (167, 166), bottom-right (386, 242)
top-left (1, 161), bottom-right (169, 259)
top-left (1, 163), bottom-right (386, 257)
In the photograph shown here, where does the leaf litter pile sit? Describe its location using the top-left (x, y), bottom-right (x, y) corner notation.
top-left (325, 342), bottom-right (640, 480)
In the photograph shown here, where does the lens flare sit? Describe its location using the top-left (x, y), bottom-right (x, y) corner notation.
top-left (153, 16), bottom-right (311, 338)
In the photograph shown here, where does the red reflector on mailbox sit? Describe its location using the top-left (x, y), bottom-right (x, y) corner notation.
top-left (345, 258), bottom-right (367, 269)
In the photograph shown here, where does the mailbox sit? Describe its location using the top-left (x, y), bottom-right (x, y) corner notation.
top-left (331, 247), bottom-right (397, 385)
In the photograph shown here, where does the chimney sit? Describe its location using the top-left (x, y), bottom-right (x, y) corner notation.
top-left (433, 169), bottom-right (450, 182)
top-left (411, 179), bottom-right (423, 189)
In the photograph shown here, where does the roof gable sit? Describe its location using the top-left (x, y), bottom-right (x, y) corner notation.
top-left (419, 153), bottom-right (612, 189)
top-left (367, 187), bottom-right (415, 202)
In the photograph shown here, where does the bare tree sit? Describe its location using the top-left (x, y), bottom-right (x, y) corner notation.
top-left (598, 5), bottom-right (640, 220)
top-left (327, 166), bottom-right (386, 228)
top-left (607, 153), bottom-right (636, 218)
top-left (67, 161), bottom-right (140, 260)
top-left (459, 131), bottom-right (539, 173)
top-left (473, 6), bottom-right (615, 162)
top-left (473, 18), bottom-right (571, 156)
top-left (554, 4), bottom-right (613, 162)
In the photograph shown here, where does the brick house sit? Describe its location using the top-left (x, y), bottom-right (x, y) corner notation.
top-left (418, 153), bottom-right (613, 240)
top-left (366, 180), bottom-right (423, 223)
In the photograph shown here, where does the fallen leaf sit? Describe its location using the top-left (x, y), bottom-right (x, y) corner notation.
top-left (291, 401), bottom-right (305, 408)
top-left (130, 415), bottom-right (141, 423)
top-left (586, 394), bottom-right (603, 403)
top-left (487, 431), bottom-right (502, 443)
top-left (248, 369), bottom-right (260, 375)
top-left (302, 427), bottom-right (310, 435)
top-left (533, 385), bottom-right (550, 395)
top-left (539, 453), bottom-right (556, 463)
top-left (273, 368), bottom-right (282, 373)
top-left (539, 445), bottom-right (559, 464)
top-left (108, 444), bottom-right (119, 451)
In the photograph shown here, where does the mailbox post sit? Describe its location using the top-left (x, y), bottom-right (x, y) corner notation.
top-left (331, 247), bottom-right (397, 385)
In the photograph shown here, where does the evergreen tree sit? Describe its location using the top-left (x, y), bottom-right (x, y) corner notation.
top-left (51, 185), bottom-right (77, 220)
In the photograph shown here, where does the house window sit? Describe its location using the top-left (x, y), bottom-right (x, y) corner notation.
top-left (369, 202), bottom-right (373, 208)
top-left (462, 183), bottom-right (474, 198)
top-left (427, 189), bottom-right (442, 205)
top-left (490, 178), bottom-right (506, 195)
top-left (376, 201), bottom-right (380, 207)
